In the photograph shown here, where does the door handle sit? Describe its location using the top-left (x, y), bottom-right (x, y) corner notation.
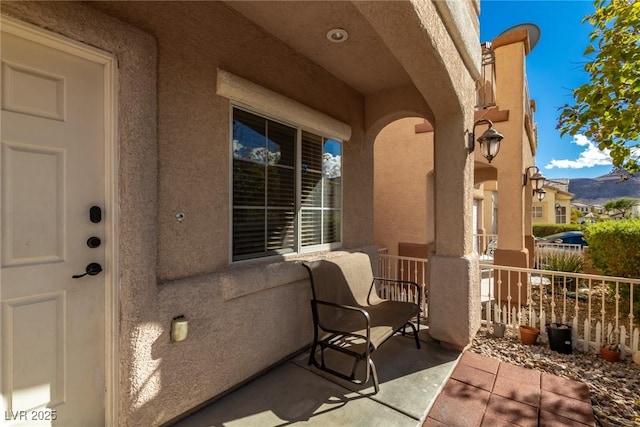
top-left (72, 262), bottom-right (103, 279)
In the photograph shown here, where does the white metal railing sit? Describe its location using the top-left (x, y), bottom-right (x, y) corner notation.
top-left (480, 262), bottom-right (640, 355)
top-left (377, 251), bottom-right (428, 319)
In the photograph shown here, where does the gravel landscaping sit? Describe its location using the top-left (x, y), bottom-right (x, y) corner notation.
top-left (468, 327), bottom-right (640, 427)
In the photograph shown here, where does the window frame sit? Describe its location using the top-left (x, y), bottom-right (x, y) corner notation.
top-left (532, 205), bottom-right (543, 219)
top-left (229, 104), bottom-right (343, 263)
top-left (555, 206), bottom-right (567, 224)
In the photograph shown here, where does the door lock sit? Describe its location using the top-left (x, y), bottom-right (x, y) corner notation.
top-left (72, 262), bottom-right (103, 279)
top-left (89, 205), bottom-right (102, 223)
top-left (87, 236), bottom-right (101, 248)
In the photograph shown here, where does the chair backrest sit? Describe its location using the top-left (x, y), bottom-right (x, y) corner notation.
top-left (304, 252), bottom-right (381, 307)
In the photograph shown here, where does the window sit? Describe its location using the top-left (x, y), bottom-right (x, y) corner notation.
top-left (232, 107), bottom-right (342, 261)
top-left (532, 205), bottom-right (543, 219)
top-left (556, 206), bottom-right (567, 224)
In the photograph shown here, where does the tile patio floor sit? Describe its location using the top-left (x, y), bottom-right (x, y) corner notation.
top-left (424, 351), bottom-right (596, 427)
top-left (172, 330), bottom-right (596, 427)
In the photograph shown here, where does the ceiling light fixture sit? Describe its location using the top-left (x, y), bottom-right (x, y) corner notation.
top-left (326, 28), bottom-right (349, 43)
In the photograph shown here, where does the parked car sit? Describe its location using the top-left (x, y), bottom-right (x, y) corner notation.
top-left (484, 231), bottom-right (587, 257)
top-left (536, 231), bottom-right (588, 247)
top-left (484, 238), bottom-right (497, 256)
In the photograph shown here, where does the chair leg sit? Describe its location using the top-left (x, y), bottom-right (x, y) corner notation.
top-left (406, 322), bottom-right (420, 349)
top-left (368, 357), bottom-right (380, 394)
top-left (308, 341), bottom-right (319, 366)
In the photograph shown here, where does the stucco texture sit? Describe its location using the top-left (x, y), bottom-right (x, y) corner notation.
top-left (374, 117), bottom-right (434, 254)
top-left (2, 0), bottom-right (483, 424)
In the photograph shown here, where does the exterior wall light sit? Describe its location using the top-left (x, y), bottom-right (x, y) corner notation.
top-left (523, 166), bottom-right (545, 191)
top-left (524, 165), bottom-right (546, 201)
top-left (468, 119), bottom-right (503, 163)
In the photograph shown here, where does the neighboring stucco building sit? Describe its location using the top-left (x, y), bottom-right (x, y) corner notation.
top-left (1, 1), bottom-right (483, 425)
top-left (375, 24), bottom-right (543, 268)
top-left (478, 26), bottom-right (542, 270)
top-left (532, 182), bottom-right (574, 225)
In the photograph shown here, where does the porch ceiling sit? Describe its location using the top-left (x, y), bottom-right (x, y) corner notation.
top-left (225, 1), bottom-right (413, 95)
top-left (91, 0), bottom-right (413, 96)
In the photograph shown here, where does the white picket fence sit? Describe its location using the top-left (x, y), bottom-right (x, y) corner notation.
top-left (480, 262), bottom-right (640, 356)
top-left (377, 250), bottom-right (428, 319)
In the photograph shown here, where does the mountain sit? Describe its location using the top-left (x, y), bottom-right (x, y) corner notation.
top-left (568, 171), bottom-right (640, 205)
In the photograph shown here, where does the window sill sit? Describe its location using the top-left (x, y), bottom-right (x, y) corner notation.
top-left (221, 247), bottom-right (376, 301)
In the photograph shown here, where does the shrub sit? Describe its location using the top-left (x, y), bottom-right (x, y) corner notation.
top-left (540, 250), bottom-right (585, 273)
top-left (584, 219), bottom-right (640, 278)
top-left (533, 223), bottom-right (582, 238)
top-left (540, 250), bottom-right (585, 292)
top-left (585, 220), bottom-right (640, 321)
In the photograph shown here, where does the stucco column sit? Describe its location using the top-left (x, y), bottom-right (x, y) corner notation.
top-left (428, 115), bottom-right (480, 349)
top-left (493, 159), bottom-right (530, 305)
top-left (524, 191), bottom-right (535, 267)
top-left (494, 167), bottom-right (529, 268)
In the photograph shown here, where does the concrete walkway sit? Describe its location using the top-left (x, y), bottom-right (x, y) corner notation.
top-left (172, 330), bottom-right (459, 426)
top-left (171, 330), bottom-right (596, 427)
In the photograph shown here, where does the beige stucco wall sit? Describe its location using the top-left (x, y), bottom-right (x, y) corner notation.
top-left (374, 118), bottom-right (434, 255)
top-left (533, 189), bottom-right (572, 225)
top-left (354, 0), bottom-right (482, 348)
top-left (482, 181), bottom-right (499, 235)
top-left (476, 36), bottom-right (540, 272)
top-left (491, 41), bottom-right (527, 252)
top-left (3, 0), bottom-right (482, 424)
top-left (1, 2), bottom-right (366, 425)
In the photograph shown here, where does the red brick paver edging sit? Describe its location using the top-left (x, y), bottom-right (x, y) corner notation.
top-left (424, 351), bottom-right (596, 427)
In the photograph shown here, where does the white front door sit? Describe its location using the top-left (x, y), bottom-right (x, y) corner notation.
top-left (1, 20), bottom-right (114, 426)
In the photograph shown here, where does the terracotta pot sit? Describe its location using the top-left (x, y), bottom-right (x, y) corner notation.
top-left (600, 346), bottom-right (621, 362)
top-left (519, 325), bottom-right (540, 345)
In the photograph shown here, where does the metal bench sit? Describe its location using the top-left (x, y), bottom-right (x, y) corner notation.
top-left (302, 252), bottom-right (421, 393)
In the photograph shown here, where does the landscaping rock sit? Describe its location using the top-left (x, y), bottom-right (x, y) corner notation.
top-left (469, 327), bottom-right (640, 426)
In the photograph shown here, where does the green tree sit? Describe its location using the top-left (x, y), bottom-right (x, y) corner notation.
top-left (571, 208), bottom-right (584, 223)
top-left (603, 197), bottom-right (638, 218)
top-left (557, 0), bottom-right (640, 174)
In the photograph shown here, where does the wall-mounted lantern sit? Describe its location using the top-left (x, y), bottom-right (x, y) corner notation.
top-left (524, 165), bottom-right (546, 200)
top-left (468, 119), bottom-right (504, 163)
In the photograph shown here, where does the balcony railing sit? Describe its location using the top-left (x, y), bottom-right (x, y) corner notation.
top-left (480, 262), bottom-right (640, 354)
top-left (377, 250), bottom-right (428, 319)
top-left (377, 244), bottom-right (639, 355)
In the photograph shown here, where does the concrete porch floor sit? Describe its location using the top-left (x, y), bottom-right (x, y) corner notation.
top-left (171, 328), bottom-right (596, 427)
top-left (171, 329), bottom-right (459, 426)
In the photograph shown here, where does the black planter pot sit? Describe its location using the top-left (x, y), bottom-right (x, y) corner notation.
top-left (547, 323), bottom-right (572, 354)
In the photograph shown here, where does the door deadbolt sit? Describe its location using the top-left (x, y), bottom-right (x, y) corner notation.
top-left (72, 263), bottom-right (103, 279)
top-left (87, 236), bottom-right (101, 248)
top-left (90, 205), bottom-right (102, 223)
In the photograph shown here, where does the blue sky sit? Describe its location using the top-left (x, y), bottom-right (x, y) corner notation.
top-left (480, 0), bottom-right (614, 179)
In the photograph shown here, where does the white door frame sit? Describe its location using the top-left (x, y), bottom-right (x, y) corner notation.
top-left (1, 16), bottom-right (120, 425)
